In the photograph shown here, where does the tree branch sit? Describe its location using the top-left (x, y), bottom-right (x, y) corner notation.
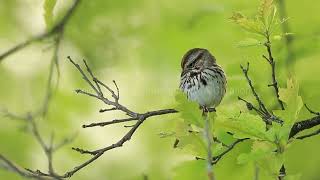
top-left (0, 0), bottom-right (82, 173)
top-left (1, 109), bottom-right (75, 179)
top-left (263, 36), bottom-right (285, 110)
top-left (0, 0), bottom-right (81, 63)
top-left (21, 57), bottom-right (177, 178)
top-left (239, 63), bottom-right (283, 125)
top-left (240, 62), bottom-right (269, 115)
top-left (0, 154), bottom-right (48, 180)
top-left (290, 115), bottom-right (320, 138)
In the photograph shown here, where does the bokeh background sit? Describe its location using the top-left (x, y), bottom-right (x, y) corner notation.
top-left (0, 0), bottom-right (319, 179)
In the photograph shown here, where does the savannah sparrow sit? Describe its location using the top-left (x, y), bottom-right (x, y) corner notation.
top-left (179, 48), bottom-right (227, 108)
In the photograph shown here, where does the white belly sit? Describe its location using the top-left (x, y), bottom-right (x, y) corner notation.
top-left (183, 77), bottom-right (225, 108)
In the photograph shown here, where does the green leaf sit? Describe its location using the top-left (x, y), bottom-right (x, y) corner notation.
top-left (215, 107), bottom-right (274, 142)
top-left (238, 141), bottom-right (276, 164)
top-left (173, 160), bottom-right (207, 180)
top-left (158, 131), bottom-right (175, 138)
top-left (273, 78), bottom-right (303, 141)
top-left (230, 12), bottom-right (264, 36)
top-left (174, 121), bottom-right (207, 157)
top-left (212, 143), bottom-right (224, 156)
top-left (236, 38), bottom-right (262, 48)
top-left (214, 130), bottom-right (236, 146)
top-left (273, 33), bottom-right (294, 41)
top-left (175, 90), bottom-right (203, 127)
top-left (44, 0), bottom-right (57, 29)
top-left (238, 141), bottom-right (283, 176)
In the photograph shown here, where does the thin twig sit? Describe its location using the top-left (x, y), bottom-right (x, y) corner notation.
top-left (23, 57), bottom-right (177, 178)
top-left (82, 117), bottom-right (137, 128)
top-left (263, 36), bottom-right (285, 110)
top-left (295, 129), bottom-right (320, 140)
top-left (212, 138), bottom-right (249, 164)
top-left (99, 107), bottom-right (117, 113)
top-left (0, 155), bottom-right (45, 179)
top-left (304, 104), bottom-right (320, 116)
top-left (238, 97), bottom-right (266, 118)
top-left (240, 63), bottom-right (269, 115)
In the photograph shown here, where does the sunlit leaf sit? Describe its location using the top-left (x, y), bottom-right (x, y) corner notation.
top-left (273, 78), bottom-right (303, 141)
top-left (230, 12), bottom-right (264, 36)
top-left (214, 130), bottom-right (235, 146)
top-left (175, 90), bottom-right (203, 127)
top-left (215, 107), bottom-right (274, 142)
top-left (174, 120), bottom-right (207, 157)
top-left (212, 143), bottom-right (224, 156)
top-left (238, 141), bottom-right (283, 176)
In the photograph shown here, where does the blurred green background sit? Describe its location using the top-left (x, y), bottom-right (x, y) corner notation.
top-left (0, 0), bottom-right (319, 179)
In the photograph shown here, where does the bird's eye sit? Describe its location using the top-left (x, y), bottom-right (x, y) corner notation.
top-left (188, 60), bottom-right (197, 68)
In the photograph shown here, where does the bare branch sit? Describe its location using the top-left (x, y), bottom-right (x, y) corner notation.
top-left (113, 80), bottom-right (120, 101)
top-left (0, 154), bottom-right (44, 179)
top-left (240, 63), bottom-right (269, 115)
top-left (30, 57), bottom-right (177, 178)
top-left (82, 117), bottom-right (137, 128)
top-left (1, 110), bottom-right (67, 179)
top-left (99, 107), bottom-right (117, 113)
top-left (263, 37), bottom-right (285, 110)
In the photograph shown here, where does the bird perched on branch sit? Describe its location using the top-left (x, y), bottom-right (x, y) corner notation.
top-left (179, 48), bottom-right (226, 109)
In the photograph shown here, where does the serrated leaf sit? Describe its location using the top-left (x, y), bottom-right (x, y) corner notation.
top-left (237, 38), bottom-right (262, 47)
top-left (174, 120), bottom-right (207, 157)
top-left (273, 78), bottom-right (303, 141)
top-left (175, 90), bottom-right (203, 127)
top-left (238, 141), bottom-right (276, 164)
top-left (44, 0), bottom-right (57, 29)
top-left (215, 108), bottom-right (274, 142)
top-left (214, 130), bottom-right (235, 146)
top-left (212, 143), bottom-right (224, 156)
top-left (173, 160), bottom-right (207, 180)
top-left (238, 141), bottom-right (283, 176)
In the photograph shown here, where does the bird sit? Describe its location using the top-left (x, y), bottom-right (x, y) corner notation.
top-left (179, 48), bottom-right (227, 109)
